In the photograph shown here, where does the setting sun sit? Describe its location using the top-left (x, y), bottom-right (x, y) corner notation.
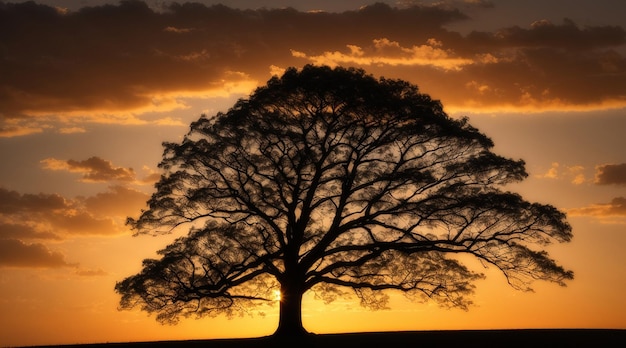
top-left (273, 290), bottom-right (282, 302)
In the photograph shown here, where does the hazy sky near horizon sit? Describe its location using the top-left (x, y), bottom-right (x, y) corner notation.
top-left (1, 0), bottom-right (626, 346)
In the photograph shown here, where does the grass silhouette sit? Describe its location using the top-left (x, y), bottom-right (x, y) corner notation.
top-left (28, 329), bottom-right (625, 348)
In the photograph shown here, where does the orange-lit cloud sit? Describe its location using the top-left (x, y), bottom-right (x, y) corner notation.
top-left (82, 185), bottom-right (150, 217)
top-left (0, 239), bottom-right (73, 268)
top-left (0, 188), bottom-right (68, 214)
top-left (536, 162), bottom-right (586, 185)
top-left (2, 184), bottom-right (141, 273)
top-left (137, 166), bottom-right (162, 185)
top-left (568, 197), bottom-right (626, 223)
top-left (292, 38), bottom-right (474, 71)
top-left (41, 157), bottom-right (136, 183)
top-left (0, 124), bottom-right (44, 137)
top-left (1, 1), bottom-right (625, 136)
top-left (0, 184), bottom-right (149, 268)
top-left (75, 268), bottom-right (109, 277)
top-left (41, 156), bottom-right (162, 185)
top-left (0, 184), bottom-right (149, 237)
top-left (58, 126), bottom-right (87, 134)
top-left (0, 187), bottom-right (121, 237)
top-left (595, 163), bottom-right (626, 185)
top-left (0, 222), bottom-right (61, 241)
top-left (50, 211), bottom-right (120, 236)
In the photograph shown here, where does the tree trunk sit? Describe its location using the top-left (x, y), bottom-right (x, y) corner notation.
top-left (274, 281), bottom-right (308, 337)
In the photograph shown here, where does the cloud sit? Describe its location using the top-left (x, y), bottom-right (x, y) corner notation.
top-left (0, 184), bottom-right (150, 268)
top-left (138, 165), bottom-right (162, 184)
top-left (292, 38), bottom-right (474, 71)
top-left (536, 162), bottom-right (586, 185)
top-left (0, 125), bottom-right (44, 138)
top-left (58, 126), bottom-right (87, 134)
top-left (462, 0), bottom-right (495, 7)
top-left (1, 2), bottom-right (259, 126)
top-left (75, 268), bottom-right (109, 277)
top-left (0, 188), bottom-right (68, 214)
top-left (0, 2), bottom-right (464, 125)
top-left (0, 187), bottom-right (129, 238)
top-left (41, 156), bottom-right (136, 182)
top-left (82, 185), bottom-right (149, 217)
top-left (467, 18), bottom-right (626, 50)
top-left (1, 0), bottom-right (625, 134)
top-left (0, 223), bottom-right (61, 240)
top-left (41, 156), bottom-right (162, 185)
top-left (0, 239), bottom-right (73, 268)
top-left (50, 211), bottom-right (120, 236)
top-left (568, 197), bottom-right (626, 224)
top-left (595, 163), bottom-right (626, 185)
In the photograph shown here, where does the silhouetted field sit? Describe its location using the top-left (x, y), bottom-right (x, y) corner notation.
top-left (26, 329), bottom-right (626, 348)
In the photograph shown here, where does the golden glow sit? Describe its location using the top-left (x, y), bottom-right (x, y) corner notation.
top-left (291, 38), bottom-right (473, 71)
top-left (273, 290), bottom-right (282, 302)
top-left (20, 76), bottom-right (259, 126)
top-left (444, 98), bottom-right (626, 115)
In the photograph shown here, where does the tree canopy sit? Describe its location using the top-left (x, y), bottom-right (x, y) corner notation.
top-left (115, 65), bottom-right (573, 336)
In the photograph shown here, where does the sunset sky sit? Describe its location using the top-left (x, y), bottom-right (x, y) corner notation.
top-left (1, 0), bottom-right (626, 346)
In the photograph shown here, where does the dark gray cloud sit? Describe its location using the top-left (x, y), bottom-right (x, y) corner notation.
top-left (0, 238), bottom-right (72, 268)
top-left (1, 0), bottom-right (625, 134)
top-left (595, 163), bottom-right (626, 185)
top-left (465, 18), bottom-right (625, 50)
top-left (41, 157), bottom-right (136, 182)
top-left (0, 188), bottom-right (67, 214)
top-left (0, 223), bottom-right (61, 240)
top-left (0, 2), bottom-right (464, 120)
top-left (4, 0), bottom-right (400, 13)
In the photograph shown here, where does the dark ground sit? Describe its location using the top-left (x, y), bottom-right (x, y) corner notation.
top-left (25, 329), bottom-right (626, 348)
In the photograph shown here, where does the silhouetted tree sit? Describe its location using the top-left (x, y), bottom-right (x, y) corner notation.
top-left (115, 65), bottom-right (573, 336)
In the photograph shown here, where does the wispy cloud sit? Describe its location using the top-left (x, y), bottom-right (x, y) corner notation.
top-left (75, 268), bottom-right (109, 277)
top-left (41, 157), bottom-right (136, 183)
top-left (568, 197), bottom-right (626, 224)
top-left (535, 162), bottom-right (587, 185)
top-left (292, 38), bottom-right (474, 71)
top-left (58, 126), bottom-right (87, 134)
top-left (40, 156), bottom-right (161, 185)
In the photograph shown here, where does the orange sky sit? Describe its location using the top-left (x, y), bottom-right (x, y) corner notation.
top-left (1, 0), bottom-right (626, 346)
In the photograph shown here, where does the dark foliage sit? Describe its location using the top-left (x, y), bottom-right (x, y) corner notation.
top-left (116, 65), bottom-right (573, 335)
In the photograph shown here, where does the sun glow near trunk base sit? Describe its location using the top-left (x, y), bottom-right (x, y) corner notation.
top-left (273, 290), bottom-right (282, 302)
